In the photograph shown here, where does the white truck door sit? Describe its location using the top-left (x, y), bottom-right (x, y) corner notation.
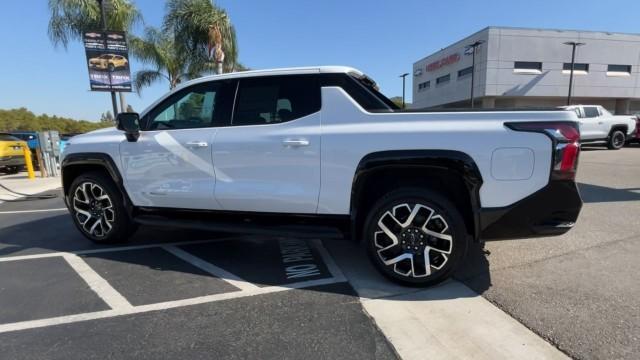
top-left (212, 75), bottom-right (321, 213)
top-left (580, 106), bottom-right (604, 140)
top-left (120, 80), bottom-right (236, 210)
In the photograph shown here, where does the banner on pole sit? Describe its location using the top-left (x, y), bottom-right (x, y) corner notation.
top-left (83, 31), bottom-right (132, 92)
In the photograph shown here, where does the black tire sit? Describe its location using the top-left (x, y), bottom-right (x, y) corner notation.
top-left (363, 188), bottom-right (469, 287)
top-left (68, 171), bottom-right (136, 244)
top-left (108, 63), bottom-right (115, 72)
top-left (607, 130), bottom-right (626, 150)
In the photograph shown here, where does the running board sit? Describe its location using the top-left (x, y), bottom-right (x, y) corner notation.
top-left (133, 214), bottom-right (345, 239)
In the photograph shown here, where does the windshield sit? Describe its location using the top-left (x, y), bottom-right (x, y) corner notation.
top-left (0, 134), bottom-right (21, 141)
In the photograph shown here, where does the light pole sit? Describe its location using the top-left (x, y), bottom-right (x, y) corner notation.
top-left (399, 73), bottom-right (409, 109)
top-left (563, 41), bottom-right (585, 105)
top-left (465, 40), bottom-right (484, 108)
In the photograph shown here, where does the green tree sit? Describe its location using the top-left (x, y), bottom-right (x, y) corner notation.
top-left (48, 0), bottom-right (142, 49)
top-left (390, 96), bottom-right (410, 109)
top-left (164, 0), bottom-right (240, 74)
top-left (129, 26), bottom-right (205, 92)
top-left (100, 110), bottom-right (114, 123)
top-left (0, 108), bottom-right (112, 133)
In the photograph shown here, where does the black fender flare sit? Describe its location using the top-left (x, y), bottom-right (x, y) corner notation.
top-left (350, 150), bottom-right (483, 241)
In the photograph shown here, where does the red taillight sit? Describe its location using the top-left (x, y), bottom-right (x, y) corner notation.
top-left (505, 122), bottom-right (580, 180)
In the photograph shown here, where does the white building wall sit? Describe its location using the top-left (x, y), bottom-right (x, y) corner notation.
top-left (412, 26), bottom-right (640, 112)
top-left (412, 29), bottom-right (490, 108)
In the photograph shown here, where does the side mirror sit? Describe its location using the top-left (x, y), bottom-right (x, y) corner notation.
top-left (116, 112), bottom-right (140, 142)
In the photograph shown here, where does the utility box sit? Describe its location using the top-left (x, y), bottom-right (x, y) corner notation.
top-left (37, 131), bottom-right (52, 152)
top-left (49, 131), bottom-right (61, 157)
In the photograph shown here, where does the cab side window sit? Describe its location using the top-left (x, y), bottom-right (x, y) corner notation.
top-left (232, 75), bottom-right (320, 126)
top-left (583, 107), bottom-right (599, 118)
top-left (144, 80), bottom-right (235, 130)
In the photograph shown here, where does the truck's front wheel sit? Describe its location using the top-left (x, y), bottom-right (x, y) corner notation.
top-left (363, 188), bottom-right (468, 286)
top-left (69, 172), bottom-right (135, 244)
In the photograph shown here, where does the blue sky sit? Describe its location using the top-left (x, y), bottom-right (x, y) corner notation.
top-left (1, 0), bottom-right (640, 121)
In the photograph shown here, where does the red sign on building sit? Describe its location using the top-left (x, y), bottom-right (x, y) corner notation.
top-left (426, 53), bottom-right (461, 72)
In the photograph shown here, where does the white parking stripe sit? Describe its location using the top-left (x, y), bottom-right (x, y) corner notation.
top-left (63, 254), bottom-right (133, 310)
top-left (0, 238), bottom-right (234, 263)
top-left (0, 275), bottom-right (345, 334)
top-left (0, 208), bottom-right (68, 214)
top-left (312, 239), bottom-right (347, 282)
top-left (162, 245), bottom-right (260, 292)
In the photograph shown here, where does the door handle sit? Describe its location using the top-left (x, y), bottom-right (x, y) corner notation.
top-left (185, 141), bottom-right (209, 148)
top-left (282, 138), bottom-right (310, 147)
top-left (598, 122), bottom-right (604, 125)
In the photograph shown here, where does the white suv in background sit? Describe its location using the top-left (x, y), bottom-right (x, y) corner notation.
top-left (561, 105), bottom-right (637, 150)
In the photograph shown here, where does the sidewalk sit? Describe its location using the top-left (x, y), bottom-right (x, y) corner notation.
top-left (0, 173), bottom-right (62, 203)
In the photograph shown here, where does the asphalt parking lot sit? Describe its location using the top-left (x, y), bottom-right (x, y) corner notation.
top-left (0, 145), bottom-right (638, 360)
top-left (460, 145), bottom-right (640, 360)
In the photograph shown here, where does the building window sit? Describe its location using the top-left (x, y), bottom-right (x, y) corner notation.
top-left (607, 64), bottom-right (631, 76)
top-left (418, 81), bottom-right (430, 91)
top-left (562, 63), bottom-right (589, 75)
top-left (513, 61), bottom-right (542, 74)
top-left (436, 74), bottom-right (450, 85)
top-left (457, 66), bottom-right (473, 78)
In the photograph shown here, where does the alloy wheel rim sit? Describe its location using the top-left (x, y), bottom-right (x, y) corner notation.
top-left (374, 203), bottom-right (453, 278)
top-left (614, 133), bottom-right (625, 148)
top-left (73, 182), bottom-right (115, 238)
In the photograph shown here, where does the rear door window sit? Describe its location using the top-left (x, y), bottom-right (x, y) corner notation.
top-left (583, 107), bottom-right (600, 118)
top-left (232, 75), bottom-right (320, 126)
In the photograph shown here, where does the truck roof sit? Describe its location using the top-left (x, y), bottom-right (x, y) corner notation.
top-left (180, 66), bottom-right (364, 88)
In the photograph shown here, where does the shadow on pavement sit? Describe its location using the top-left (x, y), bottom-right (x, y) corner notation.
top-left (453, 241), bottom-right (492, 294)
top-left (578, 182), bottom-right (640, 203)
top-left (0, 210), bottom-right (493, 301)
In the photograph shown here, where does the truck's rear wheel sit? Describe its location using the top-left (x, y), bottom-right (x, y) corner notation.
top-left (607, 130), bottom-right (625, 150)
top-left (69, 172), bottom-right (135, 244)
top-left (363, 188), bottom-right (468, 286)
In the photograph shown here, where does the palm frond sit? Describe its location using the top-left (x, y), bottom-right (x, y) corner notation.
top-left (163, 0), bottom-right (240, 73)
top-left (48, 0), bottom-right (141, 49)
top-left (133, 70), bottom-right (167, 94)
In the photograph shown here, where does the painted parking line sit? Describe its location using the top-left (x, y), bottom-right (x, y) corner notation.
top-left (0, 238), bottom-right (234, 263)
top-left (0, 208), bottom-right (68, 214)
top-left (63, 254), bottom-right (133, 310)
top-left (163, 245), bottom-right (261, 292)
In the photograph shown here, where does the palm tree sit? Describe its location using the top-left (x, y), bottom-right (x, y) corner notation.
top-left (129, 27), bottom-right (206, 92)
top-left (48, 0), bottom-right (141, 49)
top-left (163, 0), bottom-right (240, 74)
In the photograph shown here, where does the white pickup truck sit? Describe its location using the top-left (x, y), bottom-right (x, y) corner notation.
top-left (561, 105), bottom-right (637, 150)
top-left (61, 66), bottom-right (583, 286)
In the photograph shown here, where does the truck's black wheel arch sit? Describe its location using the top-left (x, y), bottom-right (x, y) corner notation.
top-left (350, 150), bottom-right (483, 243)
top-left (61, 153), bottom-right (134, 218)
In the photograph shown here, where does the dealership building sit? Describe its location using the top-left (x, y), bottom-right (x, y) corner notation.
top-left (412, 26), bottom-right (640, 114)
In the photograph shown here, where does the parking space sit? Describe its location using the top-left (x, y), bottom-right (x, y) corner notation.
top-left (0, 232), bottom-right (346, 333)
top-left (0, 193), bottom-right (396, 359)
